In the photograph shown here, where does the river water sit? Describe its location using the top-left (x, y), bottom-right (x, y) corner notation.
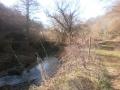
top-left (0, 57), bottom-right (59, 87)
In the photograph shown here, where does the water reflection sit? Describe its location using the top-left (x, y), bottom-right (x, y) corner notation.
top-left (0, 57), bottom-right (59, 87)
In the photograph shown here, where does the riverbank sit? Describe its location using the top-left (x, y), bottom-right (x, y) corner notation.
top-left (37, 45), bottom-right (110, 90)
top-left (0, 57), bottom-right (60, 89)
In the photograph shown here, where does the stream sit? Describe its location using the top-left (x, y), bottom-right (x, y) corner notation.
top-left (0, 57), bottom-right (59, 87)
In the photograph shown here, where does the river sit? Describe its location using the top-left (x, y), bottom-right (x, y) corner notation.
top-left (0, 57), bottom-right (59, 87)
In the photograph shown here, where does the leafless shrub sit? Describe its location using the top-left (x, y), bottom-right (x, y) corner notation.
top-left (46, 0), bottom-right (80, 44)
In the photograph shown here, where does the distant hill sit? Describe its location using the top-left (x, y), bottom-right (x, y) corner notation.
top-left (88, 1), bottom-right (120, 40)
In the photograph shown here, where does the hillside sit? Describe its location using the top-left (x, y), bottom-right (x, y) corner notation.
top-left (1, 0), bottom-right (120, 90)
top-left (0, 3), bottom-right (44, 75)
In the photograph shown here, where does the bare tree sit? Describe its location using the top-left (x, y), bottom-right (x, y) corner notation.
top-left (15, 0), bottom-right (40, 36)
top-left (46, 0), bottom-right (79, 43)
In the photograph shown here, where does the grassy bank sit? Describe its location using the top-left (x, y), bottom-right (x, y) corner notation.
top-left (95, 49), bottom-right (120, 90)
top-left (95, 49), bottom-right (120, 58)
top-left (37, 45), bottom-right (111, 90)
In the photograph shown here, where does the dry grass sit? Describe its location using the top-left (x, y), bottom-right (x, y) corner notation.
top-left (37, 43), bottom-right (111, 90)
top-left (0, 31), bottom-right (112, 90)
top-left (95, 49), bottom-right (120, 58)
top-left (39, 30), bottom-right (65, 44)
top-left (95, 49), bottom-right (120, 90)
top-left (34, 31), bottom-right (112, 90)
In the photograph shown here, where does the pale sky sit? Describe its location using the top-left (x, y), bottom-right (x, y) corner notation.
top-left (0, 0), bottom-right (116, 26)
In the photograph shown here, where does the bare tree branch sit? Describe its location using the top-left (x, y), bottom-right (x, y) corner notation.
top-left (15, 0), bottom-right (40, 35)
top-left (46, 0), bottom-right (79, 35)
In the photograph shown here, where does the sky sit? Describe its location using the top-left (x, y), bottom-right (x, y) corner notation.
top-left (0, 0), bottom-right (116, 26)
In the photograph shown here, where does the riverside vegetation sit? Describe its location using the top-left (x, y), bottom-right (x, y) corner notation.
top-left (1, 0), bottom-right (120, 90)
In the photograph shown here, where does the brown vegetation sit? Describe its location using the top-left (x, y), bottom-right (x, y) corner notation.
top-left (0, 3), bottom-right (45, 75)
top-left (2, 0), bottom-right (120, 90)
top-left (88, 1), bottom-right (120, 41)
